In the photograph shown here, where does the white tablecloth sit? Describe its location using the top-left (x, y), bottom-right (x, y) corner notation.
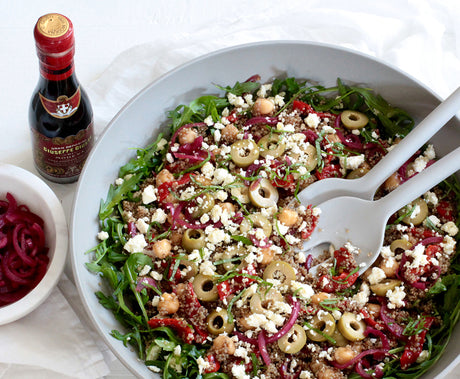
top-left (1, 0), bottom-right (459, 377)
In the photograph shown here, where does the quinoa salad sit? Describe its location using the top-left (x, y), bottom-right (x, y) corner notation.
top-left (88, 76), bottom-right (460, 379)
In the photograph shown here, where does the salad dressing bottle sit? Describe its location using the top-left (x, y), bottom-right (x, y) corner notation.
top-left (29, 13), bottom-right (94, 183)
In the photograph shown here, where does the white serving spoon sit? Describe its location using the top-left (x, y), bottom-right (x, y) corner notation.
top-left (302, 146), bottom-right (460, 275)
top-left (296, 86), bottom-right (460, 206)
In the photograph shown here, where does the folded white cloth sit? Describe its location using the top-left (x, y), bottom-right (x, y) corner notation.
top-left (0, 275), bottom-right (109, 379)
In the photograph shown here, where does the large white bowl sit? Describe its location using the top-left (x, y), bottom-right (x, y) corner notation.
top-left (70, 41), bottom-right (460, 378)
top-left (0, 163), bottom-right (68, 325)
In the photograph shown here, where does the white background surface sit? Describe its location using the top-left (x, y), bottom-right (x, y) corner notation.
top-left (1, 0), bottom-right (460, 378)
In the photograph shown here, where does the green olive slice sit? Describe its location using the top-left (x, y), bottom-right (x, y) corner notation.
top-left (178, 259), bottom-right (198, 280)
top-left (390, 239), bottom-right (412, 254)
top-left (230, 140), bottom-right (260, 168)
top-left (332, 327), bottom-right (349, 347)
top-left (240, 213), bottom-right (272, 238)
top-left (302, 144), bottom-right (318, 172)
top-left (193, 274), bottom-right (218, 302)
top-left (259, 134), bottom-right (286, 158)
top-left (341, 110), bottom-right (369, 130)
top-left (182, 229), bottom-right (206, 252)
top-left (249, 288), bottom-right (284, 314)
top-left (399, 198), bottom-right (428, 226)
top-left (222, 246), bottom-right (246, 272)
top-left (278, 324), bottom-right (307, 354)
top-left (207, 309), bottom-right (234, 335)
top-left (230, 183), bottom-right (250, 204)
top-left (346, 167), bottom-right (369, 179)
top-left (370, 279), bottom-right (402, 296)
top-left (248, 178), bottom-right (279, 208)
top-left (263, 260), bottom-right (296, 288)
top-left (306, 311), bottom-right (336, 342)
top-left (337, 312), bottom-right (366, 341)
top-left (192, 193), bottom-right (215, 219)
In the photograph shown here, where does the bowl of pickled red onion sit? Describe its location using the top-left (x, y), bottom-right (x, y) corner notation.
top-left (0, 163), bottom-right (68, 325)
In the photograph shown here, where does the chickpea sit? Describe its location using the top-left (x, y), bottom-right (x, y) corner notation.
top-left (334, 347), bottom-right (357, 365)
top-left (219, 202), bottom-right (236, 214)
top-left (157, 292), bottom-right (180, 315)
top-left (194, 174), bottom-right (212, 186)
top-left (170, 230), bottom-right (183, 246)
top-left (366, 303), bottom-right (381, 318)
top-left (178, 127), bottom-right (197, 145)
top-left (317, 368), bottom-right (340, 379)
top-left (212, 335), bottom-right (236, 355)
top-left (310, 292), bottom-right (330, 305)
top-left (383, 172), bottom-right (400, 192)
top-left (152, 239), bottom-right (172, 259)
top-left (221, 124), bottom-right (239, 143)
top-left (277, 208), bottom-right (299, 227)
top-left (259, 247), bottom-right (276, 265)
top-left (237, 315), bottom-right (255, 331)
top-left (156, 169), bottom-right (174, 187)
top-left (253, 98), bottom-right (275, 116)
top-left (379, 257), bottom-right (399, 278)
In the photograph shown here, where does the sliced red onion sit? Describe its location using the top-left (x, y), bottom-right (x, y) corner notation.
top-left (418, 237), bottom-right (443, 246)
top-left (335, 113), bottom-right (342, 129)
top-left (302, 129), bottom-right (319, 144)
top-left (355, 359), bottom-right (384, 379)
top-left (233, 330), bottom-right (258, 345)
top-left (280, 361), bottom-right (301, 379)
top-left (379, 301), bottom-right (405, 338)
top-left (266, 297), bottom-right (299, 343)
top-left (177, 135), bottom-right (203, 154)
top-left (335, 129), bottom-right (363, 150)
top-left (305, 254), bottom-right (313, 271)
top-left (245, 74), bottom-right (261, 83)
top-left (249, 234), bottom-right (272, 248)
top-left (244, 116), bottom-right (278, 127)
top-left (331, 348), bottom-right (390, 370)
top-left (258, 331), bottom-right (271, 366)
top-left (364, 327), bottom-right (390, 351)
top-left (172, 152), bottom-right (206, 163)
top-left (136, 276), bottom-right (158, 292)
top-left (127, 222), bottom-right (137, 237)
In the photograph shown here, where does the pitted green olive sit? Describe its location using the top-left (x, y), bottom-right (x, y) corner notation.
top-left (370, 279), bottom-right (402, 296)
top-left (240, 213), bottom-right (272, 238)
top-left (193, 274), bottom-right (218, 302)
top-left (390, 239), bottom-right (412, 254)
top-left (248, 178), bottom-right (279, 208)
top-left (192, 193), bottom-right (215, 218)
top-left (230, 184), bottom-right (250, 204)
top-left (207, 309), bottom-right (234, 334)
top-left (182, 229), bottom-right (206, 252)
top-left (259, 134), bottom-right (286, 158)
top-left (250, 288), bottom-right (284, 314)
top-left (230, 140), bottom-right (260, 168)
top-left (337, 312), bottom-right (366, 341)
top-left (263, 260), bottom-right (296, 288)
top-left (347, 167), bottom-right (369, 179)
top-left (332, 327), bottom-right (349, 347)
top-left (306, 312), bottom-right (336, 342)
top-left (341, 110), bottom-right (369, 130)
top-left (178, 259), bottom-right (198, 280)
top-left (278, 324), bottom-right (307, 354)
top-left (399, 198), bottom-right (428, 226)
top-left (222, 246), bottom-right (246, 272)
top-left (302, 144), bottom-right (318, 172)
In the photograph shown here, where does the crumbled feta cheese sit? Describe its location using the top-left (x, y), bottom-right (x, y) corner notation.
top-left (97, 231), bottom-right (109, 241)
top-left (157, 138), bottom-right (168, 150)
top-left (386, 285), bottom-right (406, 309)
top-left (352, 283), bottom-right (370, 307)
top-left (291, 281), bottom-right (314, 299)
top-left (135, 218), bottom-right (149, 234)
top-left (367, 267), bottom-right (386, 285)
top-left (197, 356), bottom-right (211, 374)
top-left (441, 221), bottom-right (459, 236)
top-left (201, 162), bottom-right (215, 178)
top-left (425, 215), bottom-right (441, 228)
top-left (305, 113), bottom-right (320, 128)
top-left (142, 185), bottom-right (157, 204)
top-left (151, 208), bottom-right (167, 224)
top-left (405, 244), bottom-right (428, 269)
top-left (200, 260), bottom-right (216, 276)
top-left (124, 234), bottom-right (147, 253)
top-left (207, 229), bottom-right (226, 245)
top-left (138, 265), bottom-right (151, 276)
top-left (339, 154), bottom-right (365, 171)
top-left (423, 191), bottom-right (439, 206)
top-left (413, 155), bottom-right (428, 173)
top-left (442, 235), bottom-right (456, 255)
top-left (115, 178), bottom-right (124, 186)
top-left (232, 364), bottom-right (250, 379)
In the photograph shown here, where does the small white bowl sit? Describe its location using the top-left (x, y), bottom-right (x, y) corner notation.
top-left (0, 163), bottom-right (68, 325)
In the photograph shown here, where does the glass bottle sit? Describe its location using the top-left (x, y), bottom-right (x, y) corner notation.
top-left (29, 13), bottom-right (94, 183)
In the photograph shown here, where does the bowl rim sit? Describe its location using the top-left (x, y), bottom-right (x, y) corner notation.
top-left (0, 163), bottom-right (68, 325)
top-left (70, 40), bottom-right (459, 378)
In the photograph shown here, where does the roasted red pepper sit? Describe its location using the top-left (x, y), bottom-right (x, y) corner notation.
top-left (292, 100), bottom-right (334, 119)
top-left (400, 317), bottom-right (435, 369)
top-left (315, 164), bottom-right (342, 180)
top-left (217, 280), bottom-right (235, 301)
top-left (203, 353), bottom-right (221, 374)
top-left (148, 317), bottom-right (195, 344)
top-left (157, 173), bottom-right (192, 203)
top-left (317, 247), bottom-right (359, 293)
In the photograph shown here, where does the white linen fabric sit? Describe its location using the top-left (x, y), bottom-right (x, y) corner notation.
top-left (0, 0), bottom-right (459, 378)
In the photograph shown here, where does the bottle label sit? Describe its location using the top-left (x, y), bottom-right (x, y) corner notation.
top-left (39, 86), bottom-right (80, 119)
top-left (31, 122), bottom-right (94, 179)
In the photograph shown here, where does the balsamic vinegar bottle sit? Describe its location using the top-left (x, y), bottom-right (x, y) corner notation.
top-left (29, 13), bottom-right (94, 183)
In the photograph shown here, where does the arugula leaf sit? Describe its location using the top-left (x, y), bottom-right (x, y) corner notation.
top-left (215, 81), bottom-right (260, 96)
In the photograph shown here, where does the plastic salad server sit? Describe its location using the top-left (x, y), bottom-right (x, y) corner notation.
top-left (296, 86), bottom-right (460, 206)
top-left (302, 146), bottom-right (460, 275)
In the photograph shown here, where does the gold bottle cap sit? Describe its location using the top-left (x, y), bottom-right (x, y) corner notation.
top-left (36, 13), bottom-right (69, 38)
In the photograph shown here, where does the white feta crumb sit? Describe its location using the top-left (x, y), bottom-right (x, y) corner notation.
top-left (151, 208), bottom-right (167, 224)
top-left (200, 260), bottom-right (216, 276)
top-left (142, 185), bottom-right (157, 204)
top-left (138, 265), bottom-right (151, 276)
top-left (423, 191), bottom-right (438, 206)
top-left (367, 267), bottom-right (386, 285)
top-left (339, 154), bottom-right (365, 171)
top-left (135, 218), bottom-right (149, 234)
top-left (124, 234), bottom-right (147, 253)
top-left (115, 178), bottom-right (124, 186)
top-left (441, 221), bottom-right (459, 237)
top-left (305, 113), bottom-right (320, 128)
top-left (97, 231), bottom-right (109, 241)
top-left (291, 281), bottom-right (314, 299)
top-left (352, 283), bottom-right (370, 307)
top-left (386, 285), bottom-right (406, 309)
